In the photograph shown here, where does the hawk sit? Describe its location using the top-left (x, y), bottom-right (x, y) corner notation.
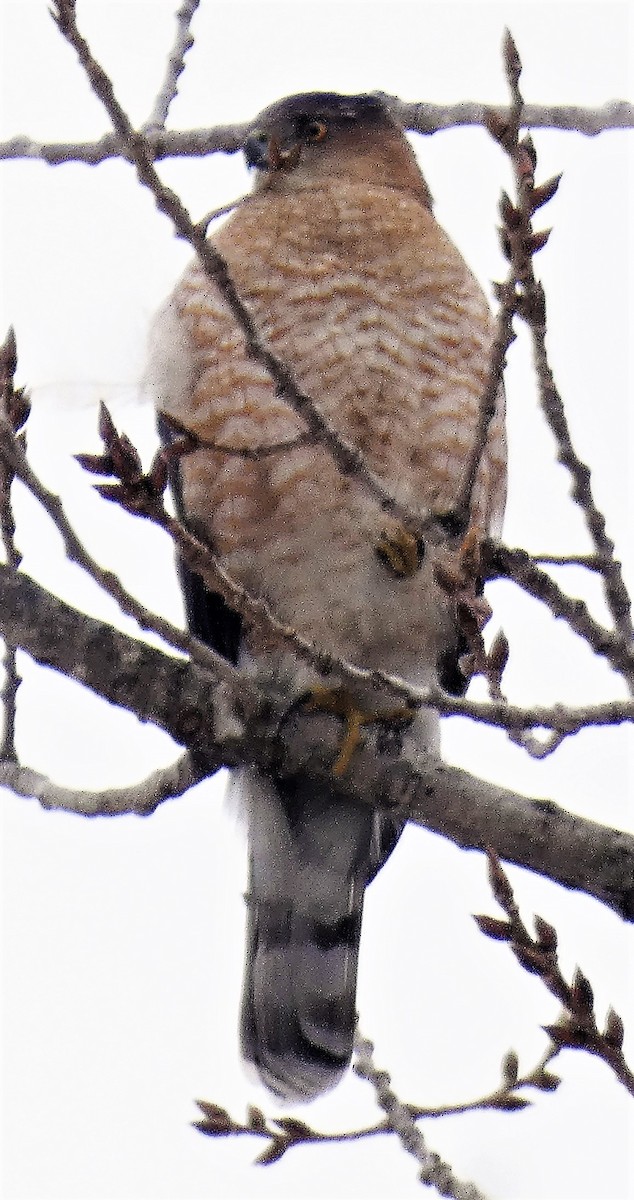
top-left (148, 92), bottom-right (507, 1101)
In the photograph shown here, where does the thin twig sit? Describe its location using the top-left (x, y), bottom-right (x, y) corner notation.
top-left (0, 328), bottom-right (27, 762)
top-left (427, 689), bottom-right (634, 734)
top-left (0, 416), bottom-right (237, 687)
top-left (193, 1035), bottom-right (560, 1166)
top-left (158, 411), bottom-right (312, 460)
top-left (194, 1044), bottom-right (546, 1161)
top-left (484, 542), bottom-right (634, 685)
top-left (143, 0), bottom-right (200, 132)
top-left (195, 196), bottom-right (243, 235)
top-left (487, 31), bottom-right (633, 657)
top-left (477, 850), bottom-right (634, 1097)
top-left (449, 39), bottom-right (532, 532)
top-left (383, 96), bottom-right (634, 137)
top-left (531, 552), bottom-right (612, 570)
top-left (450, 293), bottom-right (513, 534)
top-left (531, 325), bottom-right (634, 650)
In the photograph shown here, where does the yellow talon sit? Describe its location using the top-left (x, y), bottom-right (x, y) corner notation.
top-left (375, 524), bottom-right (424, 578)
top-left (305, 686), bottom-right (414, 776)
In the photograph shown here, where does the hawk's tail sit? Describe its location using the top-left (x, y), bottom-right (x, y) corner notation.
top-left (237, 769), bottom-right (399, 1101)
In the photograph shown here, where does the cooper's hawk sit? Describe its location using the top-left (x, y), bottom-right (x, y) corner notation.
top-left (148, 92), bottom-right (507, 1101)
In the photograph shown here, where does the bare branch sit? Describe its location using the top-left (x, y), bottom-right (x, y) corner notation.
top-left (142, 0), bottom-right (200, 132)
top-left (1, 100), bottom-right (633, 166)
top-left (481, 33), bottom-right (633, 656)
top-left (450, 288), bottom-right (513, 534)
top-left (0, 751), bottom-right (203, 816)
top-left (484, 542), bottom-right (634, 685)
top-left (0, 413), bottom-right (237, 686)
top-left (384, 96), bottom-right (634, 138)
top-left (194, 1039), bottom-right (560, 1158)
top-left (477, 851), bottom-right (634, 1096)
top-left (0, 126), bottom-right (242, 166)
top-left (195, 195), bottom-right (244, 235)
top-left (1, 564), bottom-right (633, 919)
top-left (531, 553), bottom-right (612, 570)
top-left (0, 328), bottom-right (28, 762)
top-left (354, 1034), bottom-right (488, 1198)
top-left (530, 323), bottom-right (634, 649)
top-left (158, 410), bottom-right (312, 459)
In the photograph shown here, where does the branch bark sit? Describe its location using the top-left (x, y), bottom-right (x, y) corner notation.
top-left (2, 100), bottom-right (633, 165)
top-left (2, 564), bottom-right (633, 920)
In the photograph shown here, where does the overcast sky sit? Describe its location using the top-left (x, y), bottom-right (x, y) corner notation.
top-left (1, 3), bottom-right (633, 1198)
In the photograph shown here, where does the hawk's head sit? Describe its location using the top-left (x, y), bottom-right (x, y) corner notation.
top-left (242, 92), bottom-right (432, 206)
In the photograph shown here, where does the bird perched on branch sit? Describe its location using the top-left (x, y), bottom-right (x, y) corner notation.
top-left (148, 91), bottom-right (507, 1101)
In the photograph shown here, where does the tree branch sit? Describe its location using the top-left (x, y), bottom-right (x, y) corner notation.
top-left (0, 751), bottom-right (203, 816)
top-left (1, 101), bottom-right (632, 166)
top-left (1, 564), bottom-right (633, 920)
top-left (142, 0), bottom-right (200, 132)
top-left (483, 33), bottom-right (634, 656)
top-left (477, 851), bottom-right (634, 1096)
top-left (484, 542), bottom-right (634, 684)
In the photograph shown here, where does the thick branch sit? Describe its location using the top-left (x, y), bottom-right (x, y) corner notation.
top-left (1, 564), bottom-right (633, 920)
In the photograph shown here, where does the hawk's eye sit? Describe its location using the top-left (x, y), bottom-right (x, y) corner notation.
top-left (303, 119), bottom-right (328, 143)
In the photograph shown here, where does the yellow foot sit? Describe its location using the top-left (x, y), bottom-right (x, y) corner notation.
top-left (305, 686), bottom-right (414, 776)
top-left (375, 524), bottom-right (424, 578)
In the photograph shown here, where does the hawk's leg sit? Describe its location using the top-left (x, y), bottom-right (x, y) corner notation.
top-left (305, 685), bottom-right (414, 776)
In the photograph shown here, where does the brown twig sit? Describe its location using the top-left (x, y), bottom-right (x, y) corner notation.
top-left (0, 413), bottom-right (237, 688)
top-left (531, 326), bottom-right (634, 649)
top-left (484, 541), bottom-right (634, 685)
top-left (0, 328), bottom-right (29, 762)
top-left (486, 31), bottom-right (633, 657)
top-left (451, 34), bottom-right (564, 533)
top-left (476, 850), bottom-right (634, 1096)
top-left (193, 1031), bottom-right (559, 1184)
top-left (450, 297), bottom-right (513, 535)
top-left (142, 0), bottom-right (200, 132)
top-left (195, 195), bottom-right (244, 235)
top-left (158, 410), bottom-right (312, 460)
top-left (531, 552), bottom-right (612, 570)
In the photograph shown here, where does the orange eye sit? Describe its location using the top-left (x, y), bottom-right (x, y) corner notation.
top-left (304, 119), bottom-right (328, 143)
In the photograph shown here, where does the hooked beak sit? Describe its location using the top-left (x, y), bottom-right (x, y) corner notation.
top-left (243, 132), bottom-right (302, 172)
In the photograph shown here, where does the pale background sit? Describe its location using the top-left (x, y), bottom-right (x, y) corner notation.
top-left (1, 2), bottom-right (633, 1197)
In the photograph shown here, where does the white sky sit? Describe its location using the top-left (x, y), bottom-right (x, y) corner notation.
top-left (1, 2), bottom-right (633, 1198)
